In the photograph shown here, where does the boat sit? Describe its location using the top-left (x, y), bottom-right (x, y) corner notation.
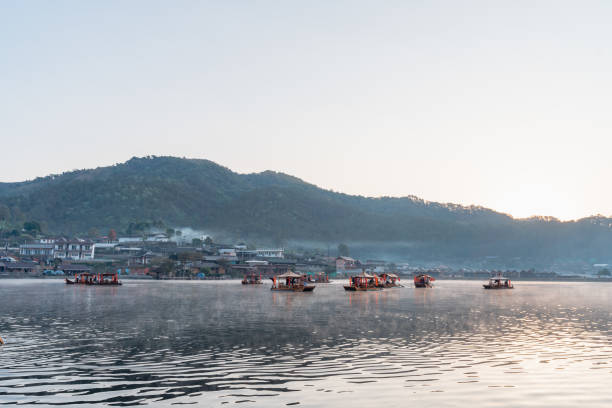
top-left (344, 271), bottom-right (383, 291)
top-left (413, 274), bottom-right (435, 288)
top-left (241, 272), bottom-right (263, 284)
top-left (483, 277), bottom-right (514, 289)
top-left (65, 272), bottom-right (122, 286)
top-left (270, 271), bottom-right (315, 292)
top-left (304, 271), bottom-right (330, 283)
top-left (380, 272), bottom-right (402, 288)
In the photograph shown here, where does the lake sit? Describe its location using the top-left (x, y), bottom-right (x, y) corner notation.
top-left (0, 279), bottom-right (611, 407)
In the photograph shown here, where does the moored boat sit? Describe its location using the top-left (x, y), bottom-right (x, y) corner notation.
top-left (65, 272), bottom-right (122, 286)
top-left (380, 273), bottom-right (402, 288)
top-left (242, 272), bottom-right (263, 284)
top-left (344, 271), bottom-right (383, 291)
top-left (309, 271), bottom-right (330, 283)
top-left (271, 271), bottom-right (315, 292)
top-left (413, 274), bottom-right (435, 288)
top-left (483, 277), bottom-right (513, 289)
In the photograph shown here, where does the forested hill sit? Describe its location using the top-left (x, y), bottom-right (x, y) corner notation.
top-left (1, 156), bottom-right (611, 263)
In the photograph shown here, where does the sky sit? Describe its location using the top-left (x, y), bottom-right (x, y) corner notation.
top-left (1, 1), bottom-right (611, 221)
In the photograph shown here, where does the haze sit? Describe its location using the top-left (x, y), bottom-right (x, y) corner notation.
top-left (2, 1), bottom-right (611, 221)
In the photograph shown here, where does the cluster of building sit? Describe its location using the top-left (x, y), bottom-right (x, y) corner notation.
top-left (2, 231), bottom-right (408, 280)
top-left (1, 233), bottom-right (334, 279)
top-left (4, 232), bottom-right (602, 280)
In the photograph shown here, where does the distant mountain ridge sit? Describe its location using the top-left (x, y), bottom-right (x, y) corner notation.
top-left (1, 156), bottom-right (611, 265)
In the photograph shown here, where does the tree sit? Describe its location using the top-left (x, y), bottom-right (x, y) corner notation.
top-left (597, 268), bottom-right (611, 277)
top-left (338, 243), bottom-right (350, 257)
top-left (150, 259), bottom-right (176, 279)
top-left (23, 221), bottom-right (42, 235)
top-left (87, 227), bottom-right (99, 239)
top-left (192, 238), bottom-right (203, 247)
top-left (204, 236), bottom-right (213, 246)
top-left (0, 204), bottom-right (10, 222)
top-left (108, 229), bottom-right (117, 242)
top-left (166, 228), bottom-right (175, 237)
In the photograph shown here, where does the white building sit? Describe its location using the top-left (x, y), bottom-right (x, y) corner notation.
top-left (19, 238), bottom-right (94, 260)
top-left (53, 239), bottom-right (95, 260)
top-left (146, 233), bottom-right (170, 242)
top-left (256, 249), bottom-right (284, 258)
top-left (19, 243), bottom-right (55, 258)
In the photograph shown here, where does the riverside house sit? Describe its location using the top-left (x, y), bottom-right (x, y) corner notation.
top-left (0, 261), bottom-right (39, 275)
top-left (20, 238), bottom-right (94, 260)
top-left (335, 256), bottom-right (361, 272)
top-left (51, 238), bottom-right (94, 260)
top-left (19, 243), bottom-right (54, 259)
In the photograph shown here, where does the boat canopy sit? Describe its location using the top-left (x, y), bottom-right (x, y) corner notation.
top-left (276, 271), bottom-right (303, 279)
top-left (384, 273), bottom-right (398, 278)
top-left (355, 271), bottom-right (374, 278)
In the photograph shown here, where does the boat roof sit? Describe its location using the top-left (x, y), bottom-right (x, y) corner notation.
top-left (276, 271), bottom-right (303, 278)
top-left (354, 271), bottom-right (374, 278)
top-left (383, 273), bottom-right (398, 278)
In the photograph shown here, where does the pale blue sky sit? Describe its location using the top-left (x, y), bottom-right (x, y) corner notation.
top-left (2, 1), bottom-right (611, 220)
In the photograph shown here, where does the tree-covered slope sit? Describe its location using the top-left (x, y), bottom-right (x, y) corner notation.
top-left (1, 156), bottom-right (611, 263)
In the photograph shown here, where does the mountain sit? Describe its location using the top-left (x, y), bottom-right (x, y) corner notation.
top-left (1, 156), bottom-right (611, 266)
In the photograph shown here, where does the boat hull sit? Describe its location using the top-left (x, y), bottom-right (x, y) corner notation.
top-left (271, 286), bottom-right (315, 292)
top-left (483, 285), bottom-right (513, 289)
top-left (343, 286), bottom-right (382, 291)
top-left (65, 279), bottom-right (122, 286)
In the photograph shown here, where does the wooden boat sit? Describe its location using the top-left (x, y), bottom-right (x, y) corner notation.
top-left (344, 271), bottom-right (383, 291)
top-left (483, 277), bottom-right (513, 289)
top-left (380, 272), bottom-right (403, 288)
top-left (65, 272), bottom-right (122, 286)
top-left (271, 271), bottom-right (315, 292)
top-left (414, 274), bottom-right (435, 288)
top-left (306, 272), bottom-right (330, 283)
top-left (241, 272), bottom-right (263, 284)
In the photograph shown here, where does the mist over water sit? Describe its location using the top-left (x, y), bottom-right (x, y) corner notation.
top-left (0, 280), bottom-right (611, 407)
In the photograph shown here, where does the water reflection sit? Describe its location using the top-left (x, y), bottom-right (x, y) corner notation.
top-left (0, 280), bottom-right (610, 406)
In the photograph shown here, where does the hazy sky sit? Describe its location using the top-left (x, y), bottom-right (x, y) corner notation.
top-left (2, 1), bottom-right (611, 220)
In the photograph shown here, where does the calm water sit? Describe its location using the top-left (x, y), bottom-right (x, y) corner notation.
top-left (0, 279), bottom-right (611, 407)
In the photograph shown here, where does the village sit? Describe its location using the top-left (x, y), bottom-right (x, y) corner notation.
top-left (1, 230), bottom-right (603, 281)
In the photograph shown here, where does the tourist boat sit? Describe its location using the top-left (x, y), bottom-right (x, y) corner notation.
top-left (308, 271), bottom-right (330, 283)
top-left (413, 274), bottom-right (435, 288)
top-left (380, 272), bottom-right (402, 288)
top-left (241, 272), bottom-right (263, 284)
top-left (65, 272), bottom-right (122, 286)
top-left (270, 271), bottom-right (315, 292)
top-left (344, 271), bottom-right (383, 291)
top-left (483, 277), bottom-right (514, 289)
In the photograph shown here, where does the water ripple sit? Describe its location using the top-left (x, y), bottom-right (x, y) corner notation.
top-left (0, 280), bottom-right (611, 406)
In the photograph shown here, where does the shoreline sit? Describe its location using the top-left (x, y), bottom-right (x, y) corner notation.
top-left (2, 276), bottom-right (612, 283)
